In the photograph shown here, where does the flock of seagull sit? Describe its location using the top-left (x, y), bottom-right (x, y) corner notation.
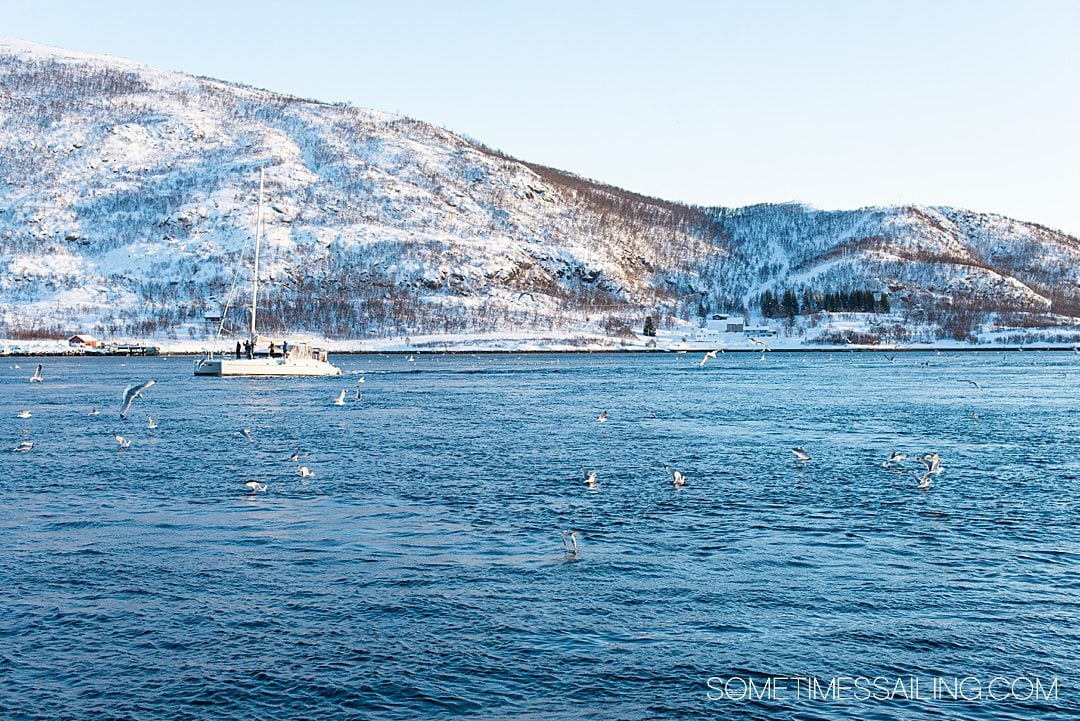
top-left (10, 363), bottom-right (374, 494)
top-left (9, 352), bottom-right (990, 561)
top-left (12, 364), bottom-right (161, 455)
top-left (560, 346), bottom-right (976, 558)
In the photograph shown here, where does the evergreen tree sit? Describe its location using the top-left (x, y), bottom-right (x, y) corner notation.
top-left (781, 289), bottom-right (800, 319)
top-left (643, 315), bottom-right (657, 337)
top-left (879, 293), bottom-right (891, 313)
top-left (760, 290), bottom-right (778, 317)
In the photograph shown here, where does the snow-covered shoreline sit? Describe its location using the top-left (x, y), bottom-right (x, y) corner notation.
top-left (5, 330), bottom-right (1078, 356)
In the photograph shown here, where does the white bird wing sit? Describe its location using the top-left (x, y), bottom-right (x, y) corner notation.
top-left (120, 380), bottom-right (156, 417)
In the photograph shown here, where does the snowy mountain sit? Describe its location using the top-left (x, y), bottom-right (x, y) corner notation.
top-left (2, 37), bottom-right (1079, 349)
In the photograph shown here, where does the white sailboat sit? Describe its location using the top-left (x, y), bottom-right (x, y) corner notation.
top-left (194, 171), bottom-right (342, 377)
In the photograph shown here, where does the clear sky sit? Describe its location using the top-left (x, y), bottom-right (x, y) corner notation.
top-left (3, 0), bottom-right (1079, 236)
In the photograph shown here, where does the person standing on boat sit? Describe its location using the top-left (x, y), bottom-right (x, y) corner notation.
top-left (236, 341), bottom-right (241, 359)
top-left (282, 341), bottom-right (288, 357)
top-left (269, 341), bottom-right (276, 358)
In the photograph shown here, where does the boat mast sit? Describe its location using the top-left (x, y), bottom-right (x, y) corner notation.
top-left (250, 169), bottom-right (265, 343)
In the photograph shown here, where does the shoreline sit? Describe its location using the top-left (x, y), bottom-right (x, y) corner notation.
top-left (4, 345), bottom-right (1079, 357)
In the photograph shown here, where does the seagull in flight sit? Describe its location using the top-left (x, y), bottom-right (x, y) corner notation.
top-left (406, 355), bottom-right (415, 363)
top-left (958, 379), bottom-right (982, 390)
top-left (244, 480), bottom-right (268, 494)
top-left (882, 451), bottom-right (907, 469)
top-left (241, 428), bottom-right (254, 443)
top-left (919, 452), bottom-right (943, 477)
top-left (334, 389), bottom-right (346, 406)
top-left (14, 440), bottom-right (34, 453)
top-left (596, 409), bottom-right (607, 423)
top-left (700, 349), bottom-right (719, 367)
top-left (759, 349), bottom-right (767, 363)
top-left (119, 380), bottom-right (156, 417)
top-left (29, 364), bottom-right (43, 383)
top-left (913, 453), bottom-right (944, 488)
top-left (583, 470), bottom-right (598, 489)
top-left (884, 354), bottom-right (897, 362)
top-left (791, 447), bottom-right (811, 463)
top-left (114, 434), bottom-right (131, 449)
top-left (749, 337), bottom-right (772, 351)
top-left (298, 466), bottom-right (314, 478)
top-left (16, 410), bottom-right (31, 419)
top-left (147, 416), bottom-right (158, 430)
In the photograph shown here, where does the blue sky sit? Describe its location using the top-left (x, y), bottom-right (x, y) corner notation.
top-left (3, 0), bottom-right (1079, 235)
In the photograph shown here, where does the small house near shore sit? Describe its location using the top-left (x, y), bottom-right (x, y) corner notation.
top-left (68, 334), bottom-right (101, 348)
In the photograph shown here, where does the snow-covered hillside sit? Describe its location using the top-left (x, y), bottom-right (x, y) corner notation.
top-left (2, 38), bottom-right (1079, 348)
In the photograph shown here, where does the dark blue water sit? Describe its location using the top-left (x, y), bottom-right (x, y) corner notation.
top-left (2, 351), bottom-right (1078, 720)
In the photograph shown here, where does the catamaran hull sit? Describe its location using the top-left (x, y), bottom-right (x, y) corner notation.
top-left (193, 357), bottom-right (342, 377)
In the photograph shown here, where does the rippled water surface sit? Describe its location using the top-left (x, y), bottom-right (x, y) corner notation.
top-left (2, 351), bottom-right (1079, 720)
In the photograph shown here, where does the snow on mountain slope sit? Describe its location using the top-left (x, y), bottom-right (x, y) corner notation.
top-left (1, 38), bottom-right (1078, 346)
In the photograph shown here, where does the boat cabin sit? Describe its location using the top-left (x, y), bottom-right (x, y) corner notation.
top-left (240, 336), bottom-right (330, 362)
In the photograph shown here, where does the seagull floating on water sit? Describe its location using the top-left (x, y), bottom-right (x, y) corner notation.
top-left (596, 409), bottom-right (607, 423)
top-left (561, 530), bottom-right (580, 559)
top-left (298, 466), bottom-right (314, 478)
top-left (14, 440), bottom-right (34, 453)
top-left (16, 410), bottom-right (30, 419)
top-left (29, 364), bottom-right (43, 383)
top-left (664, 465), bottom-right (688, 488)
top-left (119, 380), bottom-right (156, 418)
top-left (88, 408), bottom-right (100, 416)
top-left (114, 434), bottom-right (131, 449)
top-left (244, 480), bottom-right (268, 493)
top-left (791, 447), bottom-right (811, 463)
